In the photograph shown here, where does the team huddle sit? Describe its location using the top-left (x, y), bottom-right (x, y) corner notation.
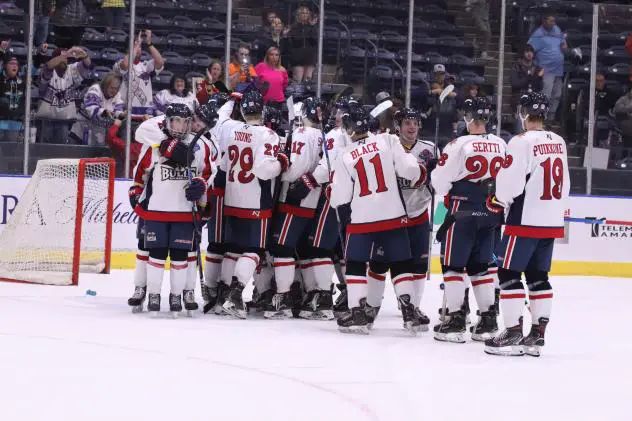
top-left (125, 89), bottom-right (569, 357)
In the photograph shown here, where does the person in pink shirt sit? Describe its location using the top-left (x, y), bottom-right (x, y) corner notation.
top-left (255, 46), bottom-right (288, 104)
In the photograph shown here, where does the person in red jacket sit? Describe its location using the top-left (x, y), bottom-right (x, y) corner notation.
top-left (105, 119), bottom-right (143, 177)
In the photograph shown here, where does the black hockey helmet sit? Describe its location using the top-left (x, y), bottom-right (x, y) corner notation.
top-left (519, 91), bottom-right (550, 118)
top-left (394, 107), bottom-right (422, 126)
top-left (196, 102), bottom-right (220, 129)
top-left (302, 96), bottom-right (328, 123)
top-left (263, 105), bottom-right (282, 132)
top-left (342, 103), bottom-right (369, 135)
top-left (462, 96), bottom-right (492, 123)
top-left (164, 103), bottom-right (193, 139)
top-left (240, 89), bottom-right (264, 117)
top-left (207, 92), bottom-right (230, 109)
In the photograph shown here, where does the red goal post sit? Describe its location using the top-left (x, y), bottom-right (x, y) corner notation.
top-left (0, 158), bottom-right (115, 286)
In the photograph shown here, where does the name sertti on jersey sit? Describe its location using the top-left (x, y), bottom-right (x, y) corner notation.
top-left (330, 133), bottom-right (424, 233)
top-left (216, 103), bottom-right (283, 219)
top-left (496, 130), bottom-right (570, 238)
top-left (278, 126), bottom-right (323, 217)
top-left (133, 134), bottom-right (215, 222)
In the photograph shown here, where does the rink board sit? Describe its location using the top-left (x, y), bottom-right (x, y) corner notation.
top-left (1, 175), bottom-right (632, 278)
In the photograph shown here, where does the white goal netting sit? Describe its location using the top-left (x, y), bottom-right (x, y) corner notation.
top-left (0, 159), bottom-right (114, 285)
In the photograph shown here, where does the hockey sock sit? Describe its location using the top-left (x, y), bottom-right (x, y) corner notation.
top-left (392, 273), bottom-right (416, 300)
top-left (134, 249), bottom-right (149, 287)
top-left (184, 251), bottom-right (198, 291)
top-left (300, 259), bottom-right (317, 291)
top-left (442, 270), bottom-right (466, 313)
top-left (221, 252), bottom-right (239, 285)
top-left (526, 276), bottom-right (553, 324)
top-left (312, 257), bottom-right (335, 291)
top-left (366, 269), bottom-right (386, 308)
top-left (489, 265), bottom-right (499, 289)
top-left (334, 260), bottom-right (346, 284)
top-left (204, 253), bottom-right (223, 288)
top-left (169, 260), bottom-right (188, 295)
top-left (470, 271), bottom-right (495, 313)
top-left (500, 288), bottom-right (526, 328)
top-left (146, 257), bottom-right (165, 295)
top-left (273, 257), bottom-right (295, 293)
top-left (412, 273), bottom-right (426, 308)
top-left (235, 252), bottom-right (260, 286)
top-left (254, 260), bottom-right (273, 294)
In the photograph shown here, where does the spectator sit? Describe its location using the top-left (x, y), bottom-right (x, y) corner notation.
top-left (154, 73), bottom-right (198, 114)
top-left (528, 10), bottom-right (567, 121)
top-left (429, 64), bottom-right (457, 99)
top-left (0, 54), bottom-right (25, 142)
top-left (106, 119), bottom-right (143, 177)
top-left (614, 86), bottom-right (632, 150)
top-left (52, 0), bottom-right (89, 48)
top-left (228, 45), bottom-right (257, 90)
top-left (255, 46), bottom-right (288, 105)
top-left (115, 30), bottom-right (164, 119)
top-left (465, 0), bottom-right (491, 59)
top-left (71, 72), bottom-right (125, 145)
top-left (14, 0), bottom-right (55, 48)
top-left (428, 64), bottom-right (458, 140)
top-left (102, 0), bottom-right (126, 31)
top-left (511, 44), bottom-right (543, 132)
top-left (196, 60), bottom-right (228, 105)
top-left (255, 17), bottom-right (291, 67)
top-left (594, 73), bottom-right (617, 116)
top-left (287, 6), bottom-right (318, 82)
top-left (36, 46), bottom-right (91, 143)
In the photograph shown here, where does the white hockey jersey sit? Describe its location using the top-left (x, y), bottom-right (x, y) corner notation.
top-left (217, 102), bottom-right (283, 219)
top-left (278, 125), bottom-right (323, 217)
top-left (154, 89), bottom-right (199, 114)
top-left (431, 133), bottom-right (507, 203)
top-left (312, 127), bottom-right (348, 185)
top-left (133, 132), bottom-right (215, 222)
top-left (400, 140), bottom-right (435, 221)
top-left (330, 133), bottom-right (425, 234)
top-left (496, 130), bottom-right (570, 238)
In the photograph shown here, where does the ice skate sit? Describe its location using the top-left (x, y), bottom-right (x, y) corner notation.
top-left (337, 300), bottom-right (370, 335)
top-left (470, 310), bottom-right (498, 341)
top-left (254, 289), bottom-right (275, 312)
top-left (434, 310), bottom-right (466, 343)
top-left (484, 323), bottom-right (525, 356)
top-left (183, 289), bottom-right (198, 317)
top-left (128, 286), bottom-right (146, 313)
top-left (169, 293), bottom-right (182, 318)
top-left (215, 281), bottom-right (231, 315)
top-left (147, 293), bottom-right (160, 316)
top-left (222, 279), bottom-right (247, 319)
top-left (264, 292), bottom-right (293, 319)
top-left (315, 289), bottom-right (334, 320)
top-left (365, 305), bottom-right (380, 330)
top-left (333, 283), bottom-right (349, 319)
top-left (414, 307), bottom-right (430, 332)
top-left (298, 290), bottom-right (319, 320)
top-left (202, 284), bottom-right (218, 314)
top-left (398, 294), bottom-right (422, 335)
top-left (521, 317), bottom-right (548, 357)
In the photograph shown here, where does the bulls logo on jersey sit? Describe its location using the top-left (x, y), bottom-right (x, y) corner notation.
top-left (160, 166), bottom-right (198, 181)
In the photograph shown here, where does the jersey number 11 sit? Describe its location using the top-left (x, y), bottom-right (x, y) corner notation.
top-left (354, 155), bottom-right (389, 197)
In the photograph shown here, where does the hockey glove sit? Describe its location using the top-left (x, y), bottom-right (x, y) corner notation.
top-left (185, 177), bottom-right (207, 202)
top-left (276, 150), bottom-right (290, 173)
top-left (128, 185), bottom-right (143, 209)
top-left (159, 138), bottom-right (189, 166)
top-left (486, 195), bottom-right (504, 215)
top-left (425, 157), bottom-right (438, 174)
top-left (288, 173), bottom-right (319, 201)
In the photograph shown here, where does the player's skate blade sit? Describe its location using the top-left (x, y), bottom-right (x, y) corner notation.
top-left (522, 345), bottom-right (542, 357)
top-left (484, 344), bottom-right (525, 356)
top-left (433, 332), bottom-right (466, 343)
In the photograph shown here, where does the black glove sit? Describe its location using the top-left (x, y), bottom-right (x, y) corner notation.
top-left (288, 173), bottom-right (318, 201)
top-left (435, 213), bottom-right (456, 243)
top-left (276, 150), bottom-right (290, 172)
top-left (159, 138), bottom-right (189, 166)
top-left (128, 185), bottom-right (143, 209)
top-left (425, 157), bottom-right (438, 174)
top-left (185, 177), bottom-right (207, 202)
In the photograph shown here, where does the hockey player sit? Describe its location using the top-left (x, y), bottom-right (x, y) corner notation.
top-left (484, 92), bottom-right (569, 357)
top-left (365, 108), bottom-right (436, 331)
top-left (268, 97), bottom-right (330, 319)
top-left (330, 105), bottom-right (429, 334)
top-left (131, 103), bottom-right (215, 316)
top-left (431, 97), bottom-right (507, 343)
top-left (216, 90), bottom-right (289, 319)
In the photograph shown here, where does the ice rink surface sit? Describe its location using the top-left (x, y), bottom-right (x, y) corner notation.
top-left (1, 271), bottom-right (631, 421)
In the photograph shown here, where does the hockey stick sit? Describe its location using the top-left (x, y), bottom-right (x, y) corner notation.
top-left (564, 217), bottom-right (632, 226)
top-left (370, 99), bottom-right (393, 118)
top-left (186, 128), bottom-right (209, 285)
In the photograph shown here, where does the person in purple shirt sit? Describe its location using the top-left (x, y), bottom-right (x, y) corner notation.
top-left (528, 10), bottom-right (567, 121)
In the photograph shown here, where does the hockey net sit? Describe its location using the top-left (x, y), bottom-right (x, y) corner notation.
top-left (0, 158), bottom-right (115, 286)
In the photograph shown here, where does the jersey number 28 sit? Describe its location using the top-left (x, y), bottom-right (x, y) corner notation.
top-left (228, 145), bottom-right (254, 184)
